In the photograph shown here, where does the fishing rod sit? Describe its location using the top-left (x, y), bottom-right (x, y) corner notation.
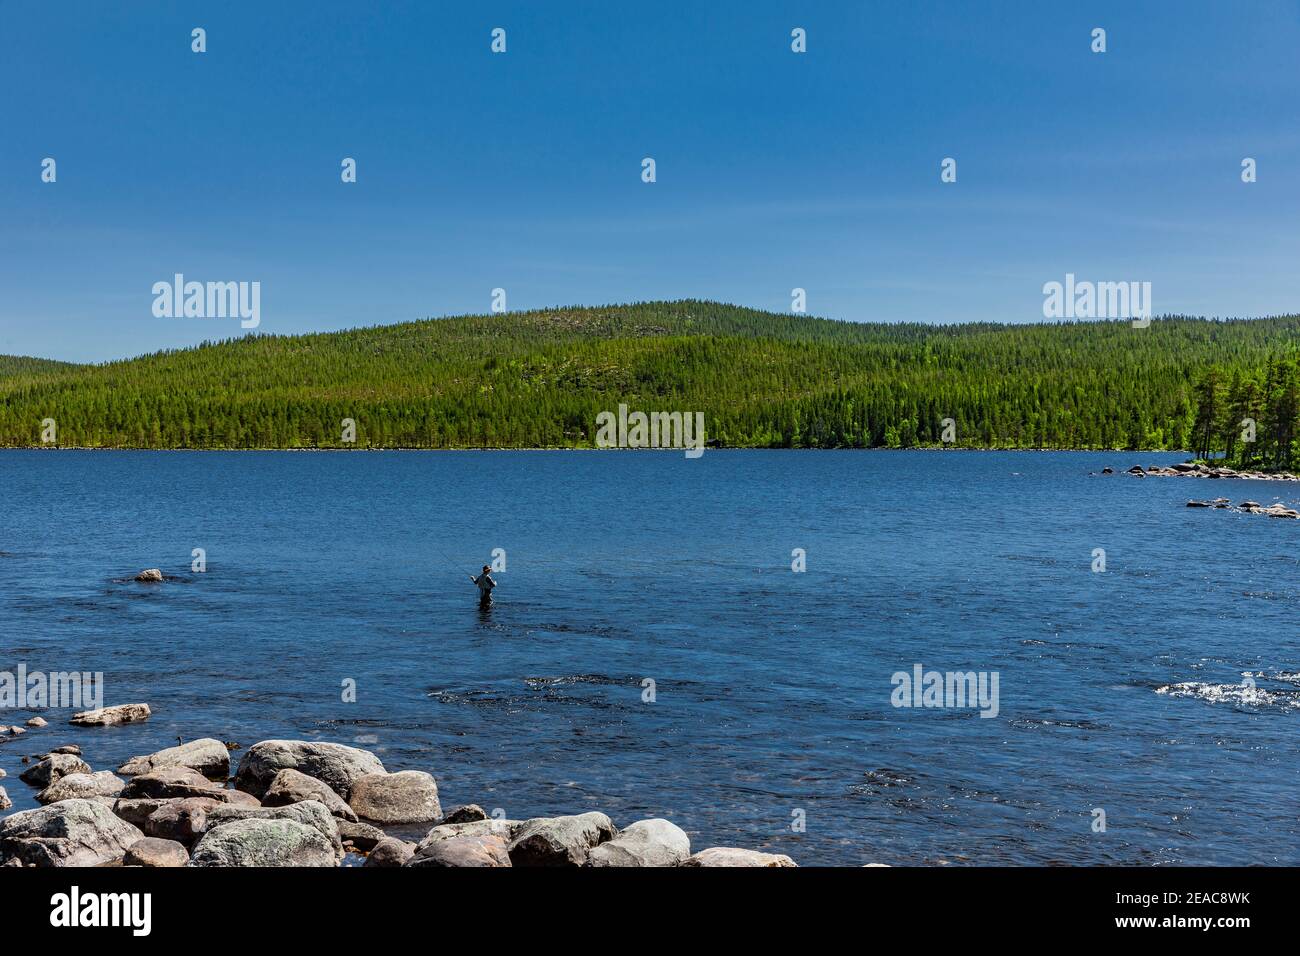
top-left (432, 544), bottom-right (477, 583)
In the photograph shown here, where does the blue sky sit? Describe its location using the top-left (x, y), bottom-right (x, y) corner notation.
top-left (2, 0), bottom-right (1298, 362)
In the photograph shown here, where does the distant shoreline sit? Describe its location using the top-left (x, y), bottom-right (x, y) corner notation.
top-left (0, 445), bottom-right (1195, 454)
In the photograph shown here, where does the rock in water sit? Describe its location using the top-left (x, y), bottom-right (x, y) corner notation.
top-left (507, 812), bottom-right (617, 867)
top-left (234, 740), bottom-right (386, 800)
top-left (417, 818), bottom-right (517, 849)
top-left (70, 703), bottom-right (151, 727)
top-left (120, 766), bottom-right (223, 800)
top-left (406, 833), bottom-right (512, 867)
top-left (118, 738), bottom-right (230, 779)
top-left (587, 818), bottom-right (691, 867)
top-left (124, 837), bottom-right (189, 868)
top-left (36, 771), bottom-right (125, 805)
top-left (263, 768), bottom-right (357, 821)
top-left (19, 753), bottom-right (91, 787)
top-left (25, 716), bottom-right (47, 728)
top-left (681, 847), bottom-right (797, 867)
top-left (198, 800), bottom-right (343, 860)
top-left (190, 818), bottom-right (338, 867)
top-left (338, 819), bottom-right (387, 852)
top-left (134, 568), bottom-right (164, 582)
top-left (0, 787), bottom-right (9, 811)
top-left (348, 770), bottom-right (441, 825)
top-left (0, 799), bottom-right (144, 867)
top-left (441, 804), bottom-right (488, 825)
top-left (144, 797), bottom-right (226, 844)
top-left (363, 837), bottom-right (415, 867)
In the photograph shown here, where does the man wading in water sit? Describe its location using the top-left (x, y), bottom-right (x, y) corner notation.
top-left (472, 565), bottom-right (497, 608)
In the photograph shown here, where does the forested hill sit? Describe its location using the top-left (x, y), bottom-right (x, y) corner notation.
top-left (0, 300), bottom-right (1296, 450)
top-left (0, 355), bottom-right (76, 378)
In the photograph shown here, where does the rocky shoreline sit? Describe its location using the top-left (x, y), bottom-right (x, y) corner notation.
top-left (1108, 461), bottom-right (1300, 481)
top-left (0, 704), bottom-right (799, 868)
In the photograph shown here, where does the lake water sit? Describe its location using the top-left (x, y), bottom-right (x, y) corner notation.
top-left (1, 449), bottom-right (1297, 865)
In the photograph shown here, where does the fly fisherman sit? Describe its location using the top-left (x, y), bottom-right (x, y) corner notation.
top-left (472, 565), bottom-right (497, 608)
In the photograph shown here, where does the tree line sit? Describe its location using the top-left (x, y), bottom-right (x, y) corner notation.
top-left (1, 300), bottom-right (1297, 452)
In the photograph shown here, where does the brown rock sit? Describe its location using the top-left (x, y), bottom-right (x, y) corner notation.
top-left (407, 833), bottom-right (512, 867)
top-left (363, 837), bottom-right (415, 867)
top-left (124, 837), bottom-right (189, 868)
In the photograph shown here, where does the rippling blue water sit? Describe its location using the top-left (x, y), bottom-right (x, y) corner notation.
top-left (1, 449), bottom-right (1297, 865)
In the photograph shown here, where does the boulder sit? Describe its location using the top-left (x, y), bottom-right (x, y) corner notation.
top-left (407, 833), bottom-right (512, 867)
top-left (113, 798), bottom-right (176, 827)
top-left (70, 703), bottom-right (151, 727)
top-left (190, 818), bottom-right (338, 868)
top-left (1186, 500), bottom-right (1211, 508)
top-left (144, 797), bottom-right (225, 844)
top-left (25, 716), bottom-right (47, 728)
top-left (135, 569), bottom-right (164, 582)
top-left (120, 766), bottom-right (223, 800)
top-left (19, 753), bottom-right (91, 787)
top-left (118, 738), bottom-right (230, 780)
top-left (363, 837), bottom-right (415, 867)
top-left (508, 812), bottom-right (617, 867)
top-left (415, 818), bottom-right (517, 852)
top-left (199, 800), bottom-right (342, 860)
top-left (36, 771), bottom-right (125, 805)
top-left (587, 818), bottom-right (690, 867)
top-left (338, 819), bottom-right (387, 852)
top-left (124, 837), bottom-right (189, 868)
top-left (1172, 462), bottom-right (1199, 472)
top-left (348, 770), bottom-right (441, 825)
top-left (234, 740), bottom-right (385, 800)
top-left (263, 768), bottom-right (357, 821)
top-left (0, 799), bottom-right (143, 867)
top-left (49, 745), bottom-right (81, 755)
top-left (441, 804), bottom-right (488, 825)
top-left (0, 787), bottom-right (9, 811)
top-left (681, 847), bottom-right (797, 867)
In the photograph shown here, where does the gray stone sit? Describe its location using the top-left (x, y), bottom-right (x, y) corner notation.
top-left (25, 716), bottom-right (47, 728)
top-left (36, 771), bottom-right (125, 805)
top-left (338, 819), bottom-right (387, 852)
top-left (234, 740), bottom-right (385, 800)
top-left (190, 818), bottom-right (338, 868)
top-left (200, 800), bottom-right (343, 860)
top-left (508, 812), bottom-right (617, 867)
top-left (681, 847), bottom-right (797, 867)
top-left (70, 703), bottom-right (151, 727)
top-left (120, 766), bottom-right (223, 800)
top-left (135, 569), bottom-right (164, 582)
top-left (124, 837), bottom-right (189, 868)
top-left (0, 787), bottom-right (9, 811)
top-left (118, 738), bottom-right (230, 780)
top-left (263, 768), bottom-right (357, 821)
top-left (407, 833), bottom-right (511, 867)
top-left (363, 837), bottom-right (415, 867)
top-left (0, 799), bottom-right (143, 867)
top-left (19, 753), bottom-right (91, 787)
top-left (587, 818), bottom-right (690, 867)
top-left (348, 770), bottom-right (441, 825)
